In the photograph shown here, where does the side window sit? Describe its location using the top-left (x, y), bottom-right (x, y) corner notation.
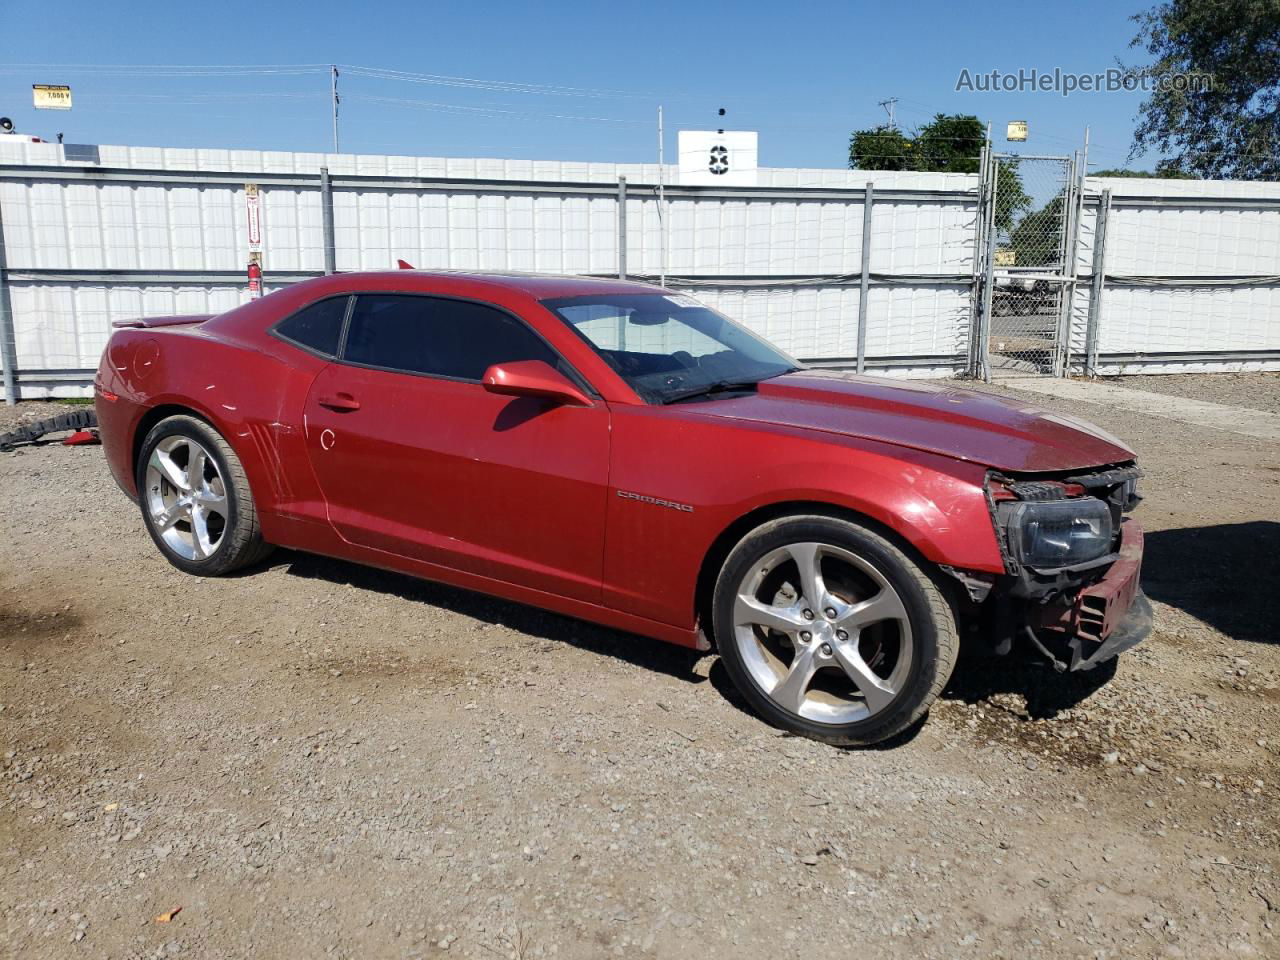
top-left (343, 294), bottom-right (561, 381)
top-left (274, 296), bottom-right (348, 357)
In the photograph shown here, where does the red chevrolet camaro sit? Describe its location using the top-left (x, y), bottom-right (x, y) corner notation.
top-left (95, 271), bottom-right (1148, 745)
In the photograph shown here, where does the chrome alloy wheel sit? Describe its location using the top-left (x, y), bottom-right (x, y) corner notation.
top-left (144, 435), bottom-right (228, 561)
top-left (731, 542), bottom-right (913, 724)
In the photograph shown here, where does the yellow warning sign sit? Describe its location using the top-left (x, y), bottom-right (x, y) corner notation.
top-left (33, 85), bottom-right (72, 110)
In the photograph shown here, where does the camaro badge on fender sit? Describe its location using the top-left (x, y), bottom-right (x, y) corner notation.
top-left (616, 489), bottom-right (694, 513)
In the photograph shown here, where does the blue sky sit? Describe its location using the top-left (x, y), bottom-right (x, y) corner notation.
top-left (0, 0), bottom-right (1163, 171)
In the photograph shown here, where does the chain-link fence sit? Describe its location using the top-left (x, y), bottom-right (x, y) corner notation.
top-left (978, 154), bottom-right (1080, 377)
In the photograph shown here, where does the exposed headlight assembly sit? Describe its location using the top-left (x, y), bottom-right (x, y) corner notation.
top-left (1006, 498), bottom-right (1113, 569)
top-left (1120, 476), bottom-right (1141, 511)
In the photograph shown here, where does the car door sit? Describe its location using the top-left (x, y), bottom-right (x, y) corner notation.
top-left (302, 292), bottom-right (610, 604)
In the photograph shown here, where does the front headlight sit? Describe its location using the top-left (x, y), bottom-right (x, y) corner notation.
top-left (1006, 498), bottom-right (1113, 569)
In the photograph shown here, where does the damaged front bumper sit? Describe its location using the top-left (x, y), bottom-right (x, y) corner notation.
top-left (1026, 519), bottom-right (1150, 671)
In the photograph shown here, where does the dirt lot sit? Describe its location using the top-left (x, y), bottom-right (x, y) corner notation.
top-left (2, 377), bottom-right (1278, 960)
top-left (1108, 372), bottom-right (1280, 415)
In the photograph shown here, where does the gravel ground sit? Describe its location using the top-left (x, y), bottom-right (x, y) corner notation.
top-left (2, 377), bottom-right (1278, 960)
top-left (0, 398), bottom-right (96, 430)
top-left (1106, 372), bottom-right (1280, 414)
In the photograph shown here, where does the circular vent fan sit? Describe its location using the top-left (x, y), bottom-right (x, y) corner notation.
top-left (708, 145), bottom-right (729, 175)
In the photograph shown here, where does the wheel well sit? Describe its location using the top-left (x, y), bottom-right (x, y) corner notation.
top-left (130, 404), bottom-right (209, 479)
top-left (692, 500), bottom-right (951, 647)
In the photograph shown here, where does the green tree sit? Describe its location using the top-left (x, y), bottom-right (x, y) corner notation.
top-left (848, 113), bottom-right (1028, 233)
top-left (913, 114), bottom-right (986, 174)
top-left (1009, 194), bottom-right (1066, 266)
top-left (848, 114), bottom-right (985, 174)
top-left (993, 164), bottom-right (1033, 237)
top-left (1092, 166), bottom-right (1196, 179)
top-left (848, 125), bottom-right (914, 171)
top-left (1128, 0), bottom-right (1280, 180)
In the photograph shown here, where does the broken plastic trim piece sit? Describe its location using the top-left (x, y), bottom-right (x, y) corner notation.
top-left (63, 429), bottom-right (100, 446)
top-left (0, 409), bottom-right (99, 452)
top-left (939, 564), bottom-right (995, 603)
top-left (1023, 592), bottom-right (1153, 673)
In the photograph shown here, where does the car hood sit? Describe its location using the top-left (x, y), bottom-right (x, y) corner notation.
top-left (680, 371), bottom-right (1134, 472)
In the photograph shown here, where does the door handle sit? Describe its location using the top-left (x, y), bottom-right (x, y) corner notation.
top-left (317, 392), bottom-right (361, 412)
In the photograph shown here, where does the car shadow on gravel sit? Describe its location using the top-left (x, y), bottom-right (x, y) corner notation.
top-left (249, 546), bottom-right (1149, 745)
top-left (703, 640), bottom-right (1119, 747)
top-left (941, 650), bottom-right (1118, 719)
top-left (1142, 521), bottom-right (1280, 644)
top-left (270, 550), bottom-right (708, 684)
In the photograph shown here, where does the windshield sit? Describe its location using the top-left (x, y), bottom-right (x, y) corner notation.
top-left (541, 293), bottom-right (799, 404)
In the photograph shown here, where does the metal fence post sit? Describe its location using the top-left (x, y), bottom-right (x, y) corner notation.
top-left (977, 154), bottom-right (1002, 383)
top-left (971, 150), bottom-right (1001, 379)
top-left (856, 182), bottom-right (874, 374)
top-left (967, 136), bottom-right (991, 378)
top-left (0, 191), bottom-right (18, 405)
top-left (1084, 190), bottom-right (1112, 377)
top-left (617, 176), bottom-right (627, 280)
top-left (1054, 151), bottom-right (1086, 377)
top-left (320, 167), bottom-right (336, 276)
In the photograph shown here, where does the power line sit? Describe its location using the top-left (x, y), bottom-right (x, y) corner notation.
top-left (0, 60), bottom-right (709, 103)
top-left (0, 63), bottom-right (328, 76)
top-left (13, 59), bottom-right (1268, 168)
top-left (340, 64), bottom-right (650, 100)
top-left (0, 61), bottom-right (656, 97)
top-left (72, 92), bottom-right (326, 102)
top-left (347, 94), bottom-right (659, 125)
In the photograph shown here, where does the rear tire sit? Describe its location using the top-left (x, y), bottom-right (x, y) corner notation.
top-left (712, 515), bottom-right (959, 746)
top-left (135, 414), bottom-right (273, 576)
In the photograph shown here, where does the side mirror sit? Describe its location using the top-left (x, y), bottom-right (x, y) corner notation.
top-left (482, 360), bottom-right (591, 407)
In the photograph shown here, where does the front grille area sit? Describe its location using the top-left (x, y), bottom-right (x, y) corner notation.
top-left (1076, 594), bottom-right (1108, 644)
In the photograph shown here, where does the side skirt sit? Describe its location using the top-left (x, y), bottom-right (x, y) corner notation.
top-left (263, 514), bottom-right (704, 650)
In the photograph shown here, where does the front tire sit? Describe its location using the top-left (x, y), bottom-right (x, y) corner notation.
top-left (135, 414), bottom-right (273, 576)
top-left (712, 515), bottom-right (959, 746)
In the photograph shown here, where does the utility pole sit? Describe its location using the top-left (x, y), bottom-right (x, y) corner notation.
top-left (331, 65), bottom-right (340, 153)
top-left (878, 97), bottom-right (898, 129)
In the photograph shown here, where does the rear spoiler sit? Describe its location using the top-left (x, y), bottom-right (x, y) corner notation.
top-left (112, 314), bottom-right (215, 329)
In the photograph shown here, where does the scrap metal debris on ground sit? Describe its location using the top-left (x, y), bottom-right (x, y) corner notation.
top-left (0, 409), bottom-right (99, 452)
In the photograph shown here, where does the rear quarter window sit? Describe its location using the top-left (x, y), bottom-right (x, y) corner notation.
top-left (273, 297), bottom-right (349, 357)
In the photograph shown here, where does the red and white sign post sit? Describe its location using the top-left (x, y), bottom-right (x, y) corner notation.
top-left (246, 260), bottom-right (263, 297)
top-left (245, 183), bottom-right (264, 299)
